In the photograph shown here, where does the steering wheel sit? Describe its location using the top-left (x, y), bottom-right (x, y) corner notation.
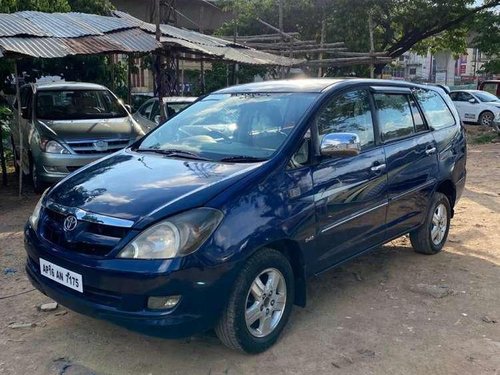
top-left (207, 130), bottom-right (231, 143)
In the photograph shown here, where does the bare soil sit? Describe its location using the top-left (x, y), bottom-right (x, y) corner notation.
top-left (0, 144), bottom-right (499, 375)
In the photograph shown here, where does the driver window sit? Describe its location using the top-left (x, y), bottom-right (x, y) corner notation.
top-left (317, 89), bottom-right (375, 150)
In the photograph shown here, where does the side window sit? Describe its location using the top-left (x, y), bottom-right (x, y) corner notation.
top-left (449, 92), bottom-right (458, 101)
top-left (317, 89), bottom-right (375, 149)
top-left (139, 100), bottom-right (155, 119)
top-left (374, 93), bottom-right (414, 141)
top-left (414, 89), bottom-right (456, 130)
top-left (409, 96), bottom-right (426, 132)
top-left (457, 92), bottom-right (472, 102)
top-left (150, 101), bottom-right (160, 122)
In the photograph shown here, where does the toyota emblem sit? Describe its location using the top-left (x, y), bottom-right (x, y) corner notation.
top-left (63, 215), bottom-right (78, 232)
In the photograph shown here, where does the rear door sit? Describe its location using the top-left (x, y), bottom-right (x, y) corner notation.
top-left (372, 87), bottom-right (439, 239)
top-left (311, 88), bottom-right (388, 271)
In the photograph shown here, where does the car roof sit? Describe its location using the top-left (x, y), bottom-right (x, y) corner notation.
top-left (163, 97), bottom-right (197, 103)
top-left (450, 90), bottom-right (484, 94)
top-left (214, 78), bottom-right (427, 94)
top-left (34, 81), bottom-right (108, 91)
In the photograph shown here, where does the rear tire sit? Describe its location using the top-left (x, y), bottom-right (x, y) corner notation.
top-left (410, 192), bottom-right (451, 255)
top-left (478, 111), bottom-right (494, 127)
top-left (215, 248), bottom-right (294, 353)
top-left (29, 156), bottom-right (46, 194)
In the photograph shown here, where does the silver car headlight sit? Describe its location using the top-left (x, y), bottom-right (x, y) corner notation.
top-left (44, 140), bottom-right (70, 154)
top-left (29, 190), bottom-right (48, 231)
top-left (117, 208), bottom-right (223, 259)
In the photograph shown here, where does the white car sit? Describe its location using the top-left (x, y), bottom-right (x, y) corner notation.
top-left (133, 96), bottom-right (197, 132)
top-left (449, 90), bottom-right (500, 127)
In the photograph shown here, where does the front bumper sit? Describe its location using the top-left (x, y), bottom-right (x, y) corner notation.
top-left (36, 153), bottom-right (106, 183)
top-left (24, 225), bottom-right (237, 338)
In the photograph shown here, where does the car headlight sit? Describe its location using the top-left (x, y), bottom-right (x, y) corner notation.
top-left (44, 140), bottom-right (70, 154)
top-left (117, 208), bottom-right (223, 259)
top-left (29, 190), bottom-right (48, 231)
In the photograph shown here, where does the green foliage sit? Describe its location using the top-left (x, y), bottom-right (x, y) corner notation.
top-left (0, 0), bottom-right (70, 12)
top-left (217, 0), bottom-right (499, 75)
top-left (67, 0), bottom-right (114, 15)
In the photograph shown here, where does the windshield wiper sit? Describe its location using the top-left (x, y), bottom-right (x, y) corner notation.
top-left (219, 155), bottom-right (268, 163)
top-left (137, 148), bottom-right (210, 161)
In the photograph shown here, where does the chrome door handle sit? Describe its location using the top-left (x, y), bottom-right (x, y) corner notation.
top-left (425, 147), bottom-right (437, 155)
top-left (371, 163), bottom-right (386, 172)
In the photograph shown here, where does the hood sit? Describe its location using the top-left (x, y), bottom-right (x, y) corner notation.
top-left (37, 117), bottom-right (141, 141)
top-left (47, 150), bottom-right (262, 225)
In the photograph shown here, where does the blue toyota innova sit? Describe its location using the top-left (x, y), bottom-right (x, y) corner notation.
top-left (25, 79), bottom-right (466, 353)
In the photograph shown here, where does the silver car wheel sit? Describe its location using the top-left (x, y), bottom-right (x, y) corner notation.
top-left (479, 112), bottom-right (494, 126)
top-left (245, 268), bottom-right (287, 338)
top-left (431, 203), bottom-right (448, 245)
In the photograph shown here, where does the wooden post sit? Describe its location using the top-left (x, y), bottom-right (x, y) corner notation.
top-left (127, 54), bottom-right (132, 106)
top-left (14, 61), bottom-right (22, 197)
top-left (368, 11), bottom-right (375, 79)
top-left (318, 17), bottom-right (326, 77)
top-left (155, 0), bottom-right (167, 122)
top-left (278, 0), bottom-right (284, 78)
top-left (0, 117), bottom-right (7, 186)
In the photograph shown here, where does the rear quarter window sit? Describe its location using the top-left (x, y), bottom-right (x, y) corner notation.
top-left (414, 90), bottom-right (456, 130)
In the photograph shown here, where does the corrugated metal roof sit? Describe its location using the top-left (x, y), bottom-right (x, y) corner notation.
top-left (0, 11), bottom-right (301, 66)
top-left (114, 11), bottom-right (303, 66)
top-left (17, 11), bottom-right (104, 38)
top-left (0, 36), bottom-right (71, 58)
top-left (0, 13), bottom-right (48, 37)
top-left (109, 28), bottom-right (163, 53)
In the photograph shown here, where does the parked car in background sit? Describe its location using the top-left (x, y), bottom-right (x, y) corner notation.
top-left (25, 79), bottom-right (466, 353)
top-left (10, 82), bottom-right (144, 192)
top-left (133, 96), bottom-right (197, 132)
top-left (130, 92), bottom-right (154, 112)
top-left (449, 90), bottom-right (500, 127)
top-left (478, 79), bottom-right (500, 98)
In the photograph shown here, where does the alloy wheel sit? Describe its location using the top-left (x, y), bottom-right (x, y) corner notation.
top-left (480, 112), bottom-right (494, 126)
top-left (431, 203), bottom-right (448, 246)
top-left (245, 268), bottom-right (287, 338)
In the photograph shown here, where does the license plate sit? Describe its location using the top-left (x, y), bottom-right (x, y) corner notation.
top-left (39, 258), bottom-right (83, 293)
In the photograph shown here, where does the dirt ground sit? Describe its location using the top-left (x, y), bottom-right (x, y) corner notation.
top-left (0, 143), bottom-right (499, 375)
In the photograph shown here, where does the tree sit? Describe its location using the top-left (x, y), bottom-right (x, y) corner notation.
top-left (217, 0), bottom-right (500, 74)
top-left (471, 10), bottom-right (500, 75)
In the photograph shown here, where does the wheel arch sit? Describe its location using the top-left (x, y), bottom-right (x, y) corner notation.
top-left (436, 179), bottom-right (456, 217)
top-left (257, 239), bottom-right (307, 307)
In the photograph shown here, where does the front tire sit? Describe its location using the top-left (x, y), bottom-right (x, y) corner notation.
top-left (410, 192), bottom-right (451, 255)
top-left (215, 248), bottom-right (294, 353)
top-left (478, 111), bottom-right (494, 127)
top-left (29, 157), bottom-right (45, 194)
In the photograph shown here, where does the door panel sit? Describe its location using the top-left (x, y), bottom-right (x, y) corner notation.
top-left (310, 88), bottom-right (388, 273)
top-left (312, 147), bottom-right (388, 271)
top-left (384, 133), bottom-right (438, 238)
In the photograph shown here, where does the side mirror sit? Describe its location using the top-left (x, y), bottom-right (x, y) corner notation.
top-left (154, 115), bottom-right (161, 124)
top-left (468, 98), bottom-right (477, 104)
top-left (124, 104), bottom-right (132, 113)
top-left (320, 132), bottom-right (361, 157)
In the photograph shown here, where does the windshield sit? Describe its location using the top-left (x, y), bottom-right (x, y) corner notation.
top-left (474, 91), bottom-right (499, 103)
top-left (138, 92), bottom-right (318, 161)
top-left (36, 89), bottom-right (128, 120)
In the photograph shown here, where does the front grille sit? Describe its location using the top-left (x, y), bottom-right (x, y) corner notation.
top-left (67, 139), bottom-right (130, 155)
top-left (40, 208), bottom-right (129, 257)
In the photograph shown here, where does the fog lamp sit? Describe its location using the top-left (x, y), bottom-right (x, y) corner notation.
top-left (147, 295), bottom-right (181, 310)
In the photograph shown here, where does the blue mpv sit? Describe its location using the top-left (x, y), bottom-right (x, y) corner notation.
top-left (25, 79), bottom-right (467, 353)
